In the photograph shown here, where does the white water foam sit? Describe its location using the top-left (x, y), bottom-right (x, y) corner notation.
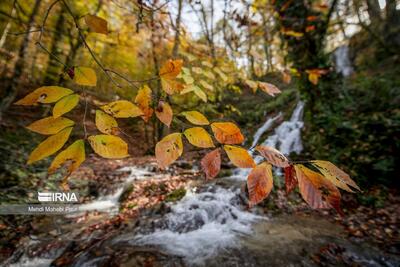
top-left (132, 187), bottom-right (261, 265)
top-left (334, 45), bottom-right (353, 77)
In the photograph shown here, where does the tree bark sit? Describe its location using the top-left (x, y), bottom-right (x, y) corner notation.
top-left (171, 0), bottom-right (183, 58)
top-left (0, 0), bottom-right (42, 121)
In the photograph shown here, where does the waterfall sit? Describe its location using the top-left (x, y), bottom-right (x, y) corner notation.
top-left (334, 45), bottom-right (353, 77)
top-left (131, 101), bottom-right (305, 265)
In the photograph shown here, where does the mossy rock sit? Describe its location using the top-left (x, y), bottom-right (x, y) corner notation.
top-left (165, 187), bottom-right (186, 202)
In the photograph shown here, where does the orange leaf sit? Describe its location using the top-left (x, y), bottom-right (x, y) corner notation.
top-left (282, 71), bottom-right (291, 84)
top-left (211, 122), bottom-right (244, 145)
top-left (284, 165), bottom-right (297, 194)
top-left (201, 148), bottom-right (221, 180)
top-left (160, 59), bottom-right (184, 95)
top-left (247, 162), bottom-right (273, 207)
top-left (257, 82), bottom-right (281, 96)
top-left (135, 85), bottom-right (153, 122)
top-left (223, 145), bottom-right (255, 168)
top-left (295, 164), bottom-right (342, 215)
top-left (255, 145), bottom-right (290, 167)
top-left (155, 133), bottom-right (183, 169)
top-left (155, 101), bottom-right (173, 127)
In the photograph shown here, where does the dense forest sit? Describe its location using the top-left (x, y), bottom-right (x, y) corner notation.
top-left (0, 0), bottom-right (399, 266)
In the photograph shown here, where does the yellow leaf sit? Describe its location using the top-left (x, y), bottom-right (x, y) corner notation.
top-left (194, 87), bottom-right (207, 102)
top-left (311, 160), bottom-right (360, 192)
top-left (101, 100), bottom-right (143, 118)
top-left (160, 59), bottom-right (184, 95)
top-left (214, 68), bottom-right (228, 81)
top-left (211, 122), bottom-right (244, 144)
top-left (134, 85), bottom-right (153, 122)
top-left (282, 71), bottom-right (291, 84)
top-left (203, 70), bottom-right (215, 80)
top-left (53, 94), bottom-right (80, 118)
top-left (155, 101), bottom-right (173, 127)
top-left (199, 80), bottom-right (213, 91)
top-left (191, 67), bottom-right (203, 74)
top-left (15, 86), bottom-right (73, 105)
top-left (281, 29), bottom-right (304, 37)
top-left (202, 61), bottom-right (213, 68)
top-left (88, 135), bottom-right (129, 159)
top-left (28, 127), bottom-right (73, 164)
top-left (184, 127), bottom-right (214, 148)
top-left (181, 111), bottom-right (209, 125)
top-left (258, 82), bottom-right (281, 96)
top-left (95, 110), bottom-right (118, 134)
top-left (245, 80), bottom-right (258, 93)
top-left (73, 67), bottom-right (97, 86)
top-left (48, 139), bottom-right (85, 174)
top-left (155, 133), bottom-right (183, 168)
top-left (308, 72), bottom-right (319, 85)
top-left (255, 145), bottom-right (290, 167)
top-left (84, 14), bottom-right (108, 34)
top-left (26, 116), bottom-right (74, 135)
top-left (180, 84), bottom-right (196, 95)
top-left (224, 145), bottom-right (255, 168)
top-left (247, 162), bottom-right (273, 207)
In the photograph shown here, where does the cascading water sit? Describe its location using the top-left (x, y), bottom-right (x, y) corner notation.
top-left (334, 45), bottom-right (353, 77)
top-left (130, 101), bottom-right (305, 265)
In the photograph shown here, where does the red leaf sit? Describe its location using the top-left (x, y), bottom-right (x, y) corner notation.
top-left (201, 148), bottom-right (221, 180)
top-left (284, 165), bottom-right (297, 194)
top-left (247, 162), bottom-right (273, 207)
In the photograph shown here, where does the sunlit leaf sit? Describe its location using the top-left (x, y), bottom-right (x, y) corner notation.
top-left (224, 145), bottom-right (255, 168)
top-left (184, 127), bottom-right (214, 148)
top-left (202, 61), bottom-right (213, 68)
top-left (95, 110), bottom-right (118, 135)
top-left (247, 162), bottom-right (273, 207)
top-left (180, 84), bottom-right (196, 94)
top-left (194, 87), bottom-right (207, 102)
top-left (203, 70), bottom-right (215, 79)
top-left (191, 67), bottom-right (203, 74)
top-left (284, 165), bottom-right (297, 194)
top-left (101, 100), bottom-right (143, 118)
top-left (199, 80), bottom-right (213, 91)
top-left (201, 148), bottom-right (221, 180)
top-left (28, 127), bottom-right (73, 164)
top-left (73, 67), bottom-right (97, 86)
top-left (255, 145), bottom-right (290, 167)
top-left (281, 28), bottom-right (304, 38)
top-left (181, 111), bottom-right (209, 125)
top-left (134, 85), bottom-right (153, 122)
top-left (311, 160), bottom-right (360, 192)
top-left (26, 116), bottom-right (74, 135)
top-left (84, 14), bottom-right (108, 34)
top-left (53, 94), bottom-right (80, 118)
top-left (15, 86), bottom-right (73, 105)
top-left (48, 139), bottom-right (85, 174)
top-left (245, 80), bottom-right (258, 93)
top-left (211, 122), bottom-right (244, 144)
top-left (160, 59), bottom-right (184, 94)
top-left (88, 135), bottom-right (129, 159)
top-left (155, 133), bottom-right (183, 168)
top-left (294, 164), bottom-right (342, 215)
top-left (282, 71), bottom-right (291, 84)
top-left (155, 101), bottom-right (173, 127)
top-left (258, 82), bottom-right (281, 96)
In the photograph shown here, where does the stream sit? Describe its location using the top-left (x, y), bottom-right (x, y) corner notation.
top-left (5, 102), bottom-right (400, 266)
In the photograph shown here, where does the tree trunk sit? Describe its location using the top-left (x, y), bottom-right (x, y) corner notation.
top-left (0, 0), bottom-right (42, 121)
top-left (43, 5), bottom-right (66, 84)
top-left (171, 0), bottom-right (183, 58)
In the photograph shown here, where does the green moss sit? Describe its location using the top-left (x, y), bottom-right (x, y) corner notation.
top-left (165, 187), bottom-right (186, 202)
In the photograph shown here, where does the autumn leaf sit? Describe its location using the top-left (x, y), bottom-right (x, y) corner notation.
top-left (155, 101), bottom-right (173, 127)
top-left (134, 85), bottom-right (154, 122)
top-left (28, 127), bottom-right (73, 164)
top-left (284, 165), bottom-right (297, 194)
top-left (194, 87), bottom-right (207, 102)
top-left (201, 148), bottom-right (221, 180)
top-left (53, 94), bottom-right (80, 118)
top-left (26, 116), bottom-right (74, 135)
top-left (258, 82), bottom-right (281, 96)
top-left (203, 70), bottom-right (215, 80)
top-left (199, 80), bottom-right (213, 91)
top-left (255, 145), bottom-right (290, 167)
top-left (245, 80), bottom-right (258, 93)
top-left (294, 164), bottom-right (342, 215)
top-left (211, 122), bottom-right (244, 144)
top-left (191, 67), bottom-right (203, 74)
top-left (95, 110), bottom-right (118, 135)
top-left (282, 71), bottom-right (291, 84)
top-left (180, 111), bottom-right (209, 125)
top-left (15, 86), bottom-right (73, 105)
top-left (202, 61), bottom-right (213, 68)
top-left (281, 28), bottom-right (304, 38)
top-left (311, 160), bottom-right (360, 192)
top-left (160, 59), bottom-right (184, 94)
top-left (73, 67), bottom-right (97, 86)
top-left (84, 14), bottom-right (108, 34)
top-left (180, 84), bottom-right (196, 95)
top-left (306, 69), bottom-right (328, 85)
top-left (88, 135), bottom-right (129, 159)
top-left (183, 127), bottom-right (214, 148)
top-left (101, 100), bottom-right (143, 118)
top-left (224, 145), bottom-right (255, 168)
top-left (247, 162), bottom-right (273, 207)
top-left (48, 139), bottom-right (85, 174)
top-left (155, 133), bottom-right (183, 169)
